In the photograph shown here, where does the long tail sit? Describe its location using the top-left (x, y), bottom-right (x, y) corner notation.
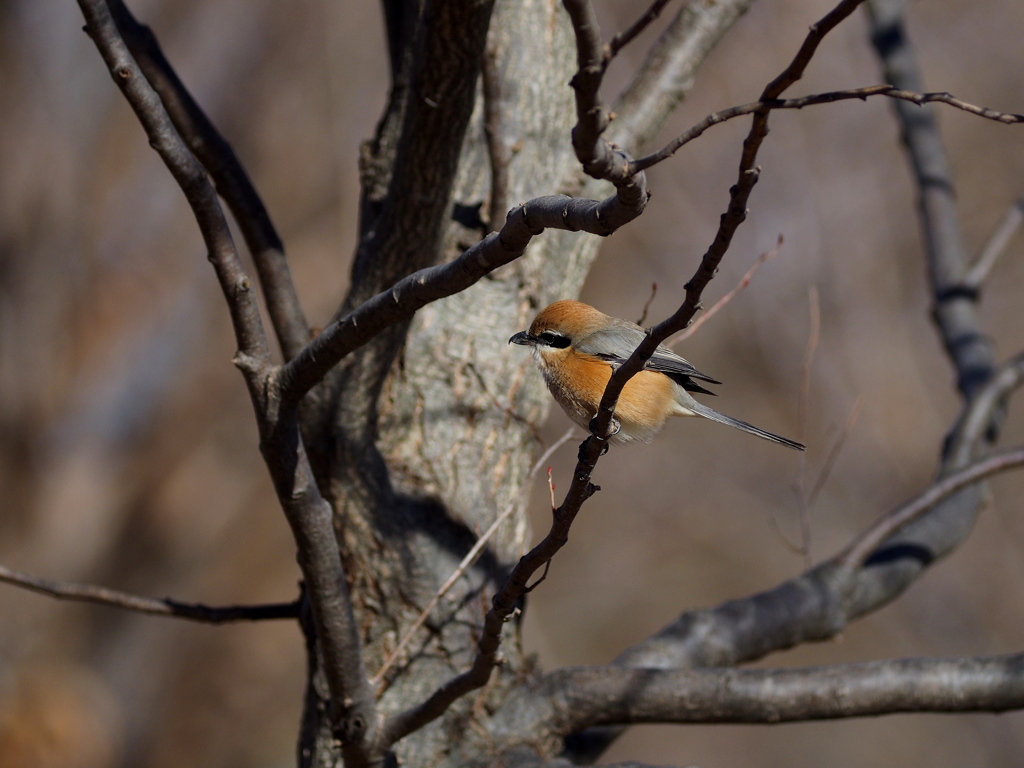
top-left (686, 400), bottom-right (805, 451)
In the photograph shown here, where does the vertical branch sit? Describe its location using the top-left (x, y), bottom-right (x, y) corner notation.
top-left (77, 3), bottom-right (380, 763)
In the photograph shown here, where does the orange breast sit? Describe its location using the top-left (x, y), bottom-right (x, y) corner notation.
top-left (543, 351), bottom-right (677, 442)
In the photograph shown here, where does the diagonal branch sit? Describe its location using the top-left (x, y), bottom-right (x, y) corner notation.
top-left (275, 189), bottom-right (647, 404)
top-left (106, 0), bottom-right (311, 361)
top-left (840, 445), bottom-right (1024, 568)
top-left (869, 0), bottom-right (994, 403)
top-left (0, 564), bottom-right (299, 624)
top-left (607, 0), bottom-right (675, 61)
top-left (963, 195), bottom-right (1024, 291)
top-left (590, 0), bottom-right (868, 452)
top-left (607, 0), bottom-right (758, 152)
top-left (77, 0), bottom-right (270, 367)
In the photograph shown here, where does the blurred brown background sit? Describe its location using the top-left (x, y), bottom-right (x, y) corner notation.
top-left (2, 1), bottom-right (1023, 766)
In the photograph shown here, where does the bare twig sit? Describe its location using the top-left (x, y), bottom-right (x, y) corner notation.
top-left (630, 85), bottom-right (1024, 174)
top-left (796, 285), bottom-right (821, 566)
top-left (840, 446), bottom-right (1024, 568)
top-left (607, 0), bottom-right (675, 61)
top-left (0, 565), bottom-right (300, 623)
top-left (807, 396), bottom-right (863, 508)
top-left (371, 502), bottom-right (520, 687)
top-left (963, 195), bottom-right (1024, 290)
top-left (607, 0), bottom-right (757, 152)
top-left (667, 237), bottom-right (782, 346)
top-left (370, 428), bottom-right (577, 687)
top-left (636, 282), bottom-right (658, 326)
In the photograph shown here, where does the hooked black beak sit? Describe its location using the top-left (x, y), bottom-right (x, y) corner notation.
top-left (509, 331), bottom-right (534, 346)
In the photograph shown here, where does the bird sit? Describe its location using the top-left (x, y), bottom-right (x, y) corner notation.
top-left (509, 300), bottom-right (804, 450)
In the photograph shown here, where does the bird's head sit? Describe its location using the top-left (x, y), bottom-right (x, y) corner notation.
top-left (509, 300), bottom-right (611, 365)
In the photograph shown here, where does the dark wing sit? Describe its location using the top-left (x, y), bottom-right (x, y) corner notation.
top-left (576, 325), bottom-right (721, 396)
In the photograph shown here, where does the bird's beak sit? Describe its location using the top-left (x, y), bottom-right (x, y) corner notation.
top-left (509, 331), bottom-right (534, 346)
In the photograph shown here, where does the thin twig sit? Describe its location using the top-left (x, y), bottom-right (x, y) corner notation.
top-left (840, 446), bottom-right (1024, 568)
top-left (607, 0), bottom-right (675, 61)
top-left (964, 196), bottom-right (1024, 290)
top-left (796, 285), bottom-right (821, 567)
top-left (630, 85), bottom-right (1024, 174)
top-left (808, 396), bottom-right (864, 508)
top-left (0, 565), bottom-right (299, 624)
top-left (667, 237), bottom-right (782, 346)
top-left (636, 282), bottom-right (658, 326)
top-left (370, 428), bottom-right (577, 687)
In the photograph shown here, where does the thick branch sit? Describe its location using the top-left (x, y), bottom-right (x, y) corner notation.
top-left (541, 655), bottom-right (1024, 731)
top-left (0, 565), bottom-right (299, 624)
top-left (869, 0), bottom-right (994, 401)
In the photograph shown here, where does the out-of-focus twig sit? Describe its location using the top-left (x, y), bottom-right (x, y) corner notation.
top-left (963, 196), bottom-right (1024, 290)
top-left (0, 565), bottom-right (299, 623)
top-left (840, 445), bottom-right (1024, 568)
top-left (607, 0), bottom-right (675, 60)
top-left (371, 427), bottom-right (577, 688)
top-left (795, 285), bottom-right (821, 567)
top-left (667, 237), bottom-right (782, 347)
top-left (630, 85), bottom-right (1024, 174)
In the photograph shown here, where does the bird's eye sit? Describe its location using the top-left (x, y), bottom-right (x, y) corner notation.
top-left (537, 331), bottom-right (570, 348)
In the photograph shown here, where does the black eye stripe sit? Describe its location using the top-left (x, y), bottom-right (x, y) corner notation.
top-left (537, 331), bottom-right (571, 348)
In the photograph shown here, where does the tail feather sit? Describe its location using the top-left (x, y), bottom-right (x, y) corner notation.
top-left (686, 400), bottom-right (805, 451)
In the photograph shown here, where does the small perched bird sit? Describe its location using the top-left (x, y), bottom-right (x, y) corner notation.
top-left (509, 300), bottom-right (804, 450)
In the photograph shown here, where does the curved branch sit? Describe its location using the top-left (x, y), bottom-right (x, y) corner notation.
top-left (0, 565), bottom-right (299, 623)
top-left (840, 445), bottom-right (1024, 568)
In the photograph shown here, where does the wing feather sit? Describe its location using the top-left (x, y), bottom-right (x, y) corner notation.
top-left (576, 325), bottom-right (721, 394)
